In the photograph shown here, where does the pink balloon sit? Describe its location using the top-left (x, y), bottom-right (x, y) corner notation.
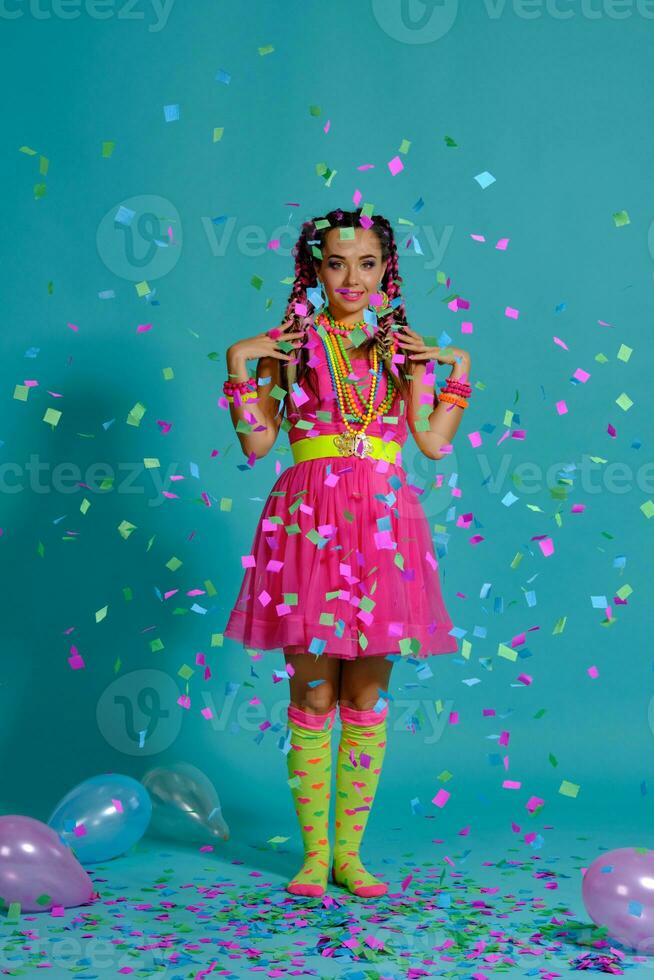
top-left (0, 815), bottom-right (96, 913)
top-left (582, 847), bottom-right (654, 953)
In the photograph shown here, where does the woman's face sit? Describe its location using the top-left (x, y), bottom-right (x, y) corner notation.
top-left (314, 227), bottom-right (387, 324)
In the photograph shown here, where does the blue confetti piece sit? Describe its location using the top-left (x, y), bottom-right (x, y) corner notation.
top-left (474, 170), bottom-right (496, 189)
top-left (215, 68), bottom-right (231, 84)
top-left (163, 103), bottom-right (180, 122)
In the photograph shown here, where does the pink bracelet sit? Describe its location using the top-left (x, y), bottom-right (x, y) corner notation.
top-left (223, 377), bottom-right (256, 394)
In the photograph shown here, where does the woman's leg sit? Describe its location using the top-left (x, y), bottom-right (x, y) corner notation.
top-left (333, 655), bottom-right (394, 897)
top-left (283, 650), bottom-right (341, 897)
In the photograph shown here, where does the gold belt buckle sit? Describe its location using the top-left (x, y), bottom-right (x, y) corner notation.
top-left (333, 431), bottom-right (372, 458)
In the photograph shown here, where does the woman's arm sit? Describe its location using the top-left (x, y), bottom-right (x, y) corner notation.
top-left (403, 350), bottom-right (471, 460)
top-left (225, 349), bottom-right (285, 460)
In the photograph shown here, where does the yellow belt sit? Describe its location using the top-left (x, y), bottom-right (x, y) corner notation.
top-left (290, 432), bottom-right (402, 465)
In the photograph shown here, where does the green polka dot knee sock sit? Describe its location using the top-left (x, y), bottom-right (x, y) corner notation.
top-left (332, 702), bottom-right (389, 898)
top-left (285, 702), bottom-right (336, 897)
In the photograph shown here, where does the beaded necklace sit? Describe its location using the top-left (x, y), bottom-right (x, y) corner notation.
top-left (319, 318), bottom-right (397, 457)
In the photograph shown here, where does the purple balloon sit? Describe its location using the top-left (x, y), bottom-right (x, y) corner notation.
top-left (0, 815), bottom-right (95, 913)
top-left (582, 847), bottom-right (654, 953)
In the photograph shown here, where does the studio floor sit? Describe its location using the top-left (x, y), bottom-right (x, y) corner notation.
top-left (0, 817), bottom-right (648, 979)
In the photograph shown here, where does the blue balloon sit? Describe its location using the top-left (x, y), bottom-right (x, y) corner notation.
top-left (48, 773), bottom-right (152, 864)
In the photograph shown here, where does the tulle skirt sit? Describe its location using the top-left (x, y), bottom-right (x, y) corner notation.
top-left (223, 455), bottom-right (458, 660)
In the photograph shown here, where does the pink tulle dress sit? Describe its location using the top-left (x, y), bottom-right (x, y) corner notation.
top-left (223, 330), bottom-right (459, 660)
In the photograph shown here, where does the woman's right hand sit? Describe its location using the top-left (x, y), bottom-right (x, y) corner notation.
top-left (227, 319), bottom-right (306, 363)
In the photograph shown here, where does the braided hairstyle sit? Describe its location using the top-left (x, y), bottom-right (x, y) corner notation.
top-left (277, 207), bottom-right (413, 418)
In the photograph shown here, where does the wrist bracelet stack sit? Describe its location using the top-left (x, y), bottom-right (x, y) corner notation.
top-left (438, 375), bottom-right (472, 409)
top-left (223, 376), bottom-right (258, 405)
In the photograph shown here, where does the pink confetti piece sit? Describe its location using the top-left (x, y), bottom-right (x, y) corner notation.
top-left (112, 798), bottom-right (124, 813)
top-left (553, 335), bottom-right (569, 350)
top-left (388, 155), bottom-right (404, 176)
top-left (526, 795), bottom-right (545, 812)
top-left (471, 233), bottom-right (486, 242)
top-left (555, 400), bottom-right (568, 415)
top-left (68, 645), bottom-right (85, 670)
top-left (505, 306), bottom-right (520, 319)
top-left (431, 788), bottom-right (450, 807)
top-left (267, 238), bottom-right (280, 250)
top-left (495, 237), bottom-right (510, 250)
top-left (136, 323), bottom-right (153, 333)
top-left (502, 780), bottom-right (521, 789)
top-left (588, 665), bottom-right (599, 678)
top-left (241, 554), bottom-right (256, 568)
top-left (67, 322), bottom-right (79, 332)
top-left (461, 320), bottom-right (473, 333)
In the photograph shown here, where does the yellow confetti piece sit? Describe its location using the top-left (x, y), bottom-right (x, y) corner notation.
top-left (615, 392), bottom-right (633, 411)
top-left (268, 835), bottom-right (289, 844)
top-left (258, 44), bottom-right (274, 55)
top-left (617, 343), bottom-right (633, 362)
top-left (399, 138), bottom-right (411, 154)
top-left (95, 605), bottom-right (108, 623)
top-left (13, 384), bottom-right (29, 401)
top-left (162, 367), bottom-right (174, 380)
top-left (219, 498), bottom-right (232, 512)
top-left (166, 556), bottom-right (182, 571)
top-left (553, 616), bottom-right (567, 635)
top-left (143, 458), bottom-right (160, 469)
top-left (43, 407), bottom-right (62, 426)
top-left (135, 280), bottom-right (151, 297)
top-left (39, 156), bottom-right (49, 176)
top-left (19, 145), bottom-right (37, 156)
top-left (211, 633), bottom-right (224, 647)
top-left (80, 498), bottom-right (91, 515)
top-left (213, 127), bottom-right (224, 142)
top-left (616, 583), bottom-right (633, 599)
top-left (640, 500), bottom-right (654, 519)
top-left (559, 779), bottom-right (580, 798)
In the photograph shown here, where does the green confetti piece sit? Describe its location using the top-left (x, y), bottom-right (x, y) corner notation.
top-left (178, 664), bottom-right (194, 680)
top-left (80, 498), bottom-right (91, 515)
top-left (166, 556), bottom-right (182, 571)
top-left (617, 343), bottom-right (633, 362)
top-left (43, 407), bottom-right (62, 426)
top-left (213, 127), bottom-right (224, 142)
top-left (251, 275), bottom-right (263, 290)
top-left (612, 210), bottom-right (630, 226)
top-left (553, 616), bottom-right (567, 635)
top-left (37, 540), bottom-right (44, 558)
top-left (211, 633), bottom-right (223, 647)
top-left (101, 140), bottom-right (115, 158)
top-left (126, 401), bottom-right (146, 427)
top-left (95, 605), bottom-right (108, 623)
top-left (559, 779), bottom-right (580, 798)
top-left (444, 135), bottom-right (458, 146)
top-left (13, 384), bottom-right (29, 401)
top-left (162, 366), bottom-right (174, 380)
top-left (135, 280), bottom-right (151, 297)
top-left (257, 44), bottom-right (274, 55)
top-left (150, 638), bottom-right (164, 653)
top-left (118, 520), bottom-right (137, 540)
top-left (399, 138), bottom-right (411, 153)
top-left (309, 105), bottom-right (321, 116)
top-left (615, 391), bottom-right (633, 411)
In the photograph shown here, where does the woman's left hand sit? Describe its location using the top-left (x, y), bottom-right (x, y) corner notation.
top-left (395, 325), bottom-right (471, 373)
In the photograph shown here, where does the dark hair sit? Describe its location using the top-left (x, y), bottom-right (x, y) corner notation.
top-left (276, 207), bottom-right (413, 420)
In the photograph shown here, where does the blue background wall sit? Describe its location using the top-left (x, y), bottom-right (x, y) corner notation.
top-left (0, 0), bottom-right (651, 843)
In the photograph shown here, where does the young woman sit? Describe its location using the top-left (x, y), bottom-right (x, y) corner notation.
top-left (222, 207), bottom-right (471, 898)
